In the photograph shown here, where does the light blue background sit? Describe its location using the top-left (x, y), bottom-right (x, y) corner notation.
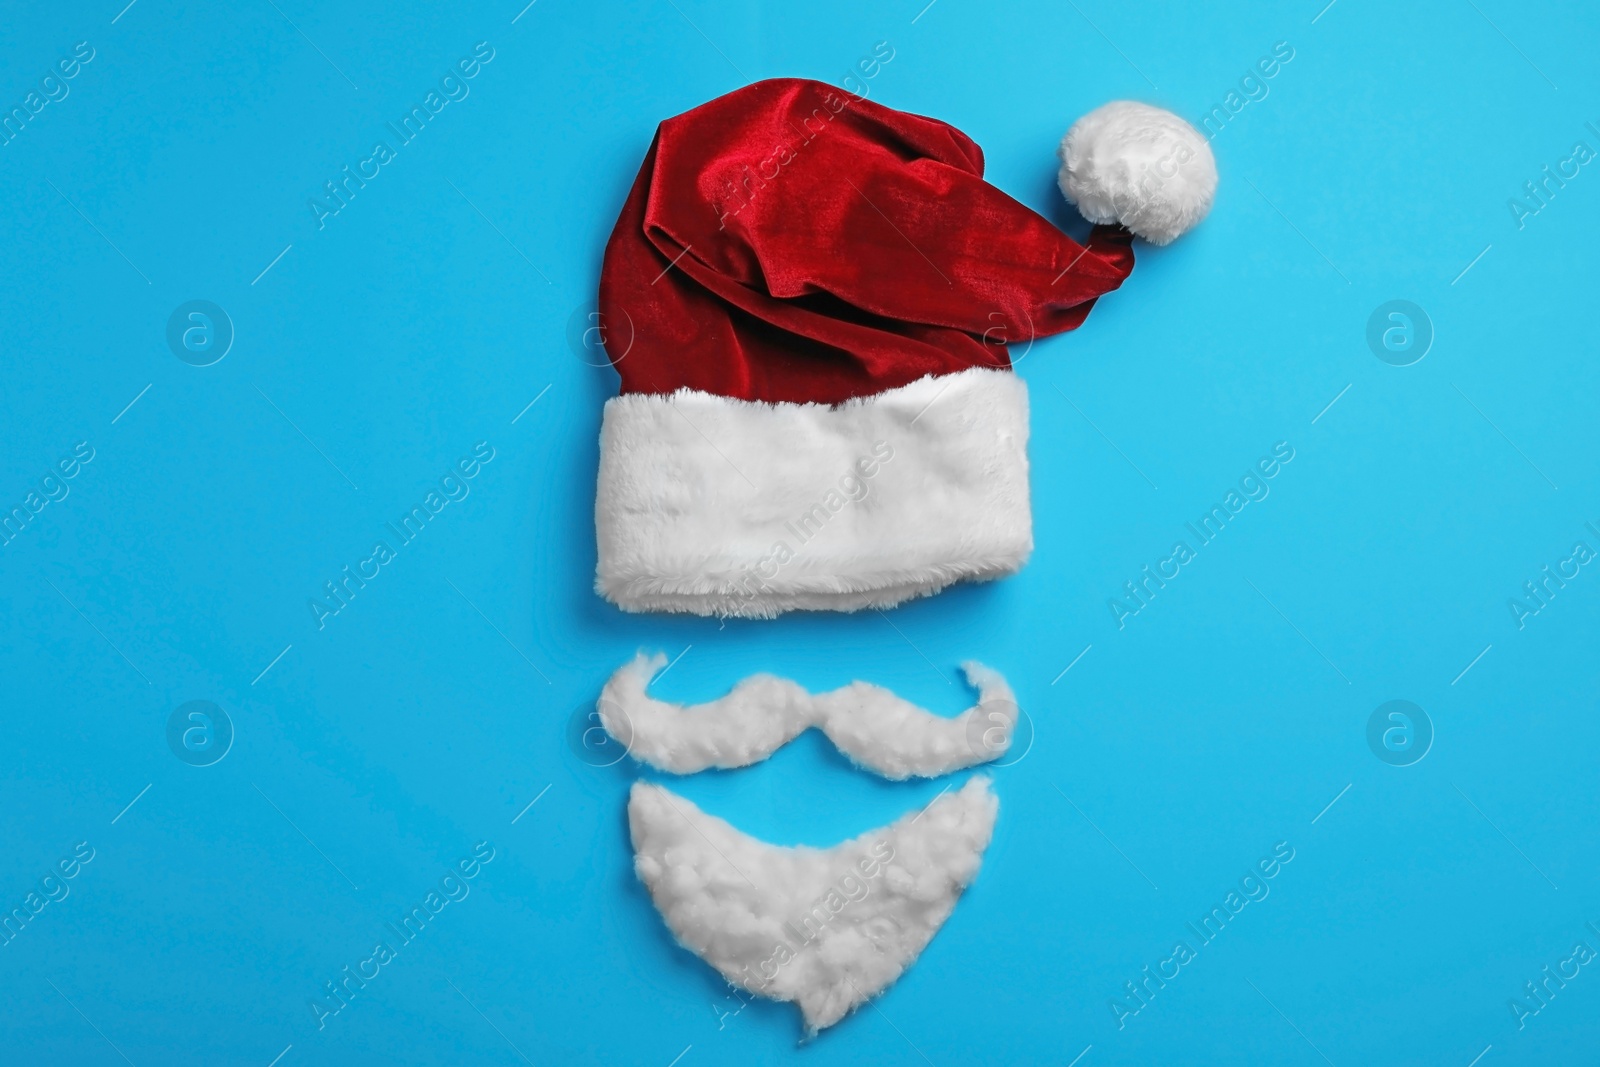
top-left (3, 0), bottom-right (1598, 1064)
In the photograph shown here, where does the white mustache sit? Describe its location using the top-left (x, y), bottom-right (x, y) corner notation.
top-left (629, 776), bottom-right (997, 1033)
top-left (599, 653), bottom-right (1019, 779)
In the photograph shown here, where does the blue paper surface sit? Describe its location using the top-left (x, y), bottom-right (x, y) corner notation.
top-left (3, 1), bottom-right (1598, 1063)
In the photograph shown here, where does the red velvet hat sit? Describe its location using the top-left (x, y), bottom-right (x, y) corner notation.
top-left (594, 79), bottom-right (1215, 617)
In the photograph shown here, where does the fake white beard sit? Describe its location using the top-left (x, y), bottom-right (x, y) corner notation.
top-left (600, 653), bottom-right (1019, 779)
top-left (628, 776), bottom-right (998, 1034)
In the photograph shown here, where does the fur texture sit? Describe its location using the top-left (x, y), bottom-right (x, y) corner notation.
top-left (628, 777), bottom-right (998, 1034)
top-left (600, 652), bottom-right (1018, 779)
top-left (594, 368), bottom-right (1032, 618)
top-left (1058, 101), bottom-right (1217, 245)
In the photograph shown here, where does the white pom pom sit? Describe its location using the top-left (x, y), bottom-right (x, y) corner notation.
top-left (1058, 101), bottom-right (1217, 245)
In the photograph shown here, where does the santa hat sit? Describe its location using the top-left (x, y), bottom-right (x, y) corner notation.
top-left (594, 80), bottom-right (1215, 618)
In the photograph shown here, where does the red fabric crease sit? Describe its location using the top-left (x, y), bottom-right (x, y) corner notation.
top-left (599, 78), bottom-right (1135, 405)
